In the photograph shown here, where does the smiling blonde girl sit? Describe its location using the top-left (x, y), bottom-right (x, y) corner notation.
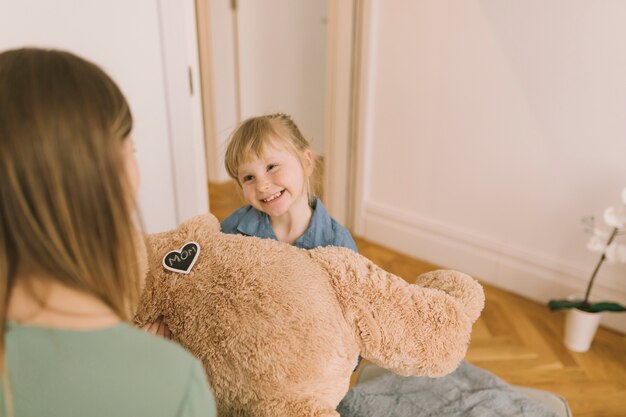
top-left (221, 113), bottom-right (357, 251)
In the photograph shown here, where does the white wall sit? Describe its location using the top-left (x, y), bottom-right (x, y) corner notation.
top-left (0, 0), bottom-right (207, 232)
top-left (239, 0), bottom-right (328, 155)
top-left (357, 1), bottom-right (626, 332)
top-left (206, 0), bottom-right (328, 182)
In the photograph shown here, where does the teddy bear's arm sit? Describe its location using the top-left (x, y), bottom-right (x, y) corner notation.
top-left (134, 277), bottom-right (161, 326)
top-left (133, 233), bottom-right (168, 326)
top-left (310, 247), bottom-right (484, 378)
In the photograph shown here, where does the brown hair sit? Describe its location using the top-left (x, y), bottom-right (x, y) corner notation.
top-left (224, 113), bottom-right (317, 205)
top-left (0, 48), bottom-right (141, 363)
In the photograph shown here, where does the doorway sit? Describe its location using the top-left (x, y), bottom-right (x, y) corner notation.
top-left (195, 0), bottom-right (358, 226)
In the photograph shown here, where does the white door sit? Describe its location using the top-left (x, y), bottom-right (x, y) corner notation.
top-left (0, 0), bottom-right (207, 232)
top-left (202, 0), bottom-right (328, 180)
top-left (237, 0), bottom-right (328, 156)
top-left (197, 0), bottom-right (356, 226)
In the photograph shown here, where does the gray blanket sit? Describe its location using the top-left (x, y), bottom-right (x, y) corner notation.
top-left (337, 362), bottom-right (561, 417)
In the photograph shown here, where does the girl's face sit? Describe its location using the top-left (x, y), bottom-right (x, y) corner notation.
top-left (122, 138), bottom-right (140, 203)
top-left (237, 141), bottom-right (313, 218)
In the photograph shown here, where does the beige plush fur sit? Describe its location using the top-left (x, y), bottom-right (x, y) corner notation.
top-left (135, 214), bottom-right (484, 417)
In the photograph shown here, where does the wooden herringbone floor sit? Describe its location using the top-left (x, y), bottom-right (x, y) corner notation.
top-left (209, 180), bottom-right (626, 417)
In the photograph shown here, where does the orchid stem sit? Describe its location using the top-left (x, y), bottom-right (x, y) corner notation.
top-left (583, 227), bottom-right (619, 308)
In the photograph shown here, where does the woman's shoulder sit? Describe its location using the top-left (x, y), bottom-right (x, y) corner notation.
top-left (7, 321), bottom-right (192, 361)
top-left (88, 325), bottom-right (209, 402)
top-left (113, 325), bottom-right (217, 415)
top-left (5, 322), bottom-right (216, 416)
top-left (115, 324), bottom-right (199, 364)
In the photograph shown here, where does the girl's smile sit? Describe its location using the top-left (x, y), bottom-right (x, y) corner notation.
top-left (260, 189), bottom-right (285, 204)
top-left (237, 142), bottom-right (312, 220)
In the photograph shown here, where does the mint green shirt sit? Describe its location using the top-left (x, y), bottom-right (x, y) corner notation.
top-left (1, 321), bottom-right (216, 417)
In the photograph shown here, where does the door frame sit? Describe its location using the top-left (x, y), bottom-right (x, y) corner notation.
top-left (322, 0), bottom-right (354, 227)
top-left (324, 0), bottom-right (375, 233)
top-left (160, 0), bottom-right (209, 224)
top-left (194, 0), bottom-right (366, 229)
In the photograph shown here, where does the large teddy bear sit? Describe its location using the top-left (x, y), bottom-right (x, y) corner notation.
top-left (135, 214), bottom-right (484, 417)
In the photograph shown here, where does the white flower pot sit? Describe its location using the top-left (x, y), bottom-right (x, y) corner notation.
top-left (563, 308), bottom-right (601, 352)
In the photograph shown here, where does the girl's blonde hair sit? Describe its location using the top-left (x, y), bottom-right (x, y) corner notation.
top-left (224, 113), bottom-right (317, 205)
top-left (0, 48), bottom-right (141, 365)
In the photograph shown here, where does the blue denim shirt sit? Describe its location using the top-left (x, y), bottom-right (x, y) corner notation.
top-left (220, 198), bottom-right (358, 252)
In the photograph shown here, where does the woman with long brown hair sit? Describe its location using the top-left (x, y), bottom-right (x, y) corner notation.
top-left (0, 48), bottom-right (216, 417)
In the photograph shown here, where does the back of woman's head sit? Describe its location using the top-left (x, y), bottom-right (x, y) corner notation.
top-left (0, 48), bottom-right (141, 335)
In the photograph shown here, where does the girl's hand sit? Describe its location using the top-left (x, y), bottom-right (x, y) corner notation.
top-left (141, 317), bottom-right (171, 339)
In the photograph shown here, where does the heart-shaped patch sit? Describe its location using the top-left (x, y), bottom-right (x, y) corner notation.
top-left (162, 241), bottom-right (200, 274)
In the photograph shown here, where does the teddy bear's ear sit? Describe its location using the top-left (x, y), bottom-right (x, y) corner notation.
top-left (183, 213), bottom-right (221, 235)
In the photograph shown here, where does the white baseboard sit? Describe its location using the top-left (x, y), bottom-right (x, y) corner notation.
top-left (362, 201), bottom-right (626, 334)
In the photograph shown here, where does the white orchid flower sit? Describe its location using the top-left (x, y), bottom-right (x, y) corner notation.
top-left (603, 205), bottom-right (626, 228)
top-left (587, 233), bottom-right (608, 253)
top-left (604, 242), bottom-right (626, 264)
top-left (593, 227), bottom-right (610, 239)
